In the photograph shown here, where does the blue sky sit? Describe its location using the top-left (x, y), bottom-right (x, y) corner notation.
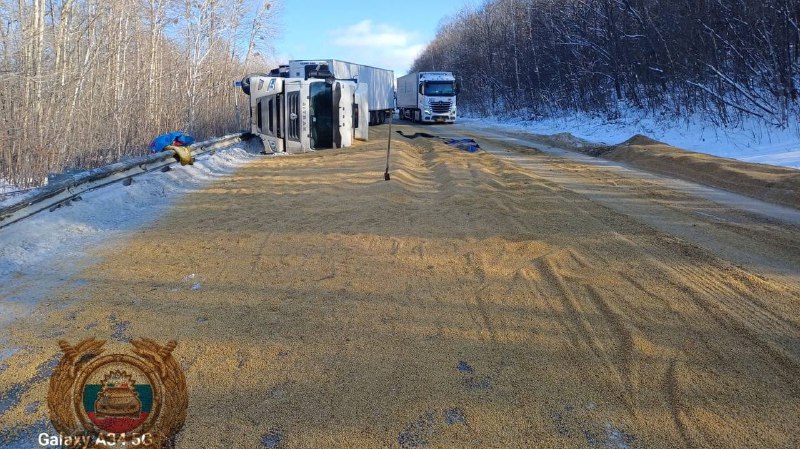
top-left (273, 0), bottom-right (470, 76)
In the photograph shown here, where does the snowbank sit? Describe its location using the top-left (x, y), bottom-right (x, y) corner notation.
top-left (462, 111), bottom-right (800, 169)
top-left (0, 179), bottom-right (31, 198)
top-left (0, 144), bottom-right (259, 338)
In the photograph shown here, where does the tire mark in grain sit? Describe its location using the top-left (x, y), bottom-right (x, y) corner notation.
top-left (585, 284), bottom-right (642, 420)
top-left (462, 251), bottom-right (497, 344)
top-left (664, 262), bottom-right (800, 396)
top-left (666, 359), bottom-right (699, 449)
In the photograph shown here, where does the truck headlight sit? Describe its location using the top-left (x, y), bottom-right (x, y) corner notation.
top-left (424, 109), bottom-right (431, 115)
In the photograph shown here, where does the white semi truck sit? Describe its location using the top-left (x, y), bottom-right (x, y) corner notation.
top-left (396, 72), bottom-right (458, 123)
top-left (242, 74), bottom-right (369, 154)
top-left (278, 59), bottom-right (395, 125)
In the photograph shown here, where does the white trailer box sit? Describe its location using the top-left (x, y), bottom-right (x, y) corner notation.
top-left (288, 59), bottom-right (394, 125)
top-left (397, 71), bottom-right (457, 123)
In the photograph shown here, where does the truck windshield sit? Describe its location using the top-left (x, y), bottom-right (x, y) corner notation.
top-left (424, 81), bottom-right (456, 96)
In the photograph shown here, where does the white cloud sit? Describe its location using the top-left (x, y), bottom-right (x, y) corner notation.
top-left (392, 44), bottom-right (427, 61)
top-left (329, 20), bottom-right (427, 75)
top-left (331, 20), bottom-right (418, 48)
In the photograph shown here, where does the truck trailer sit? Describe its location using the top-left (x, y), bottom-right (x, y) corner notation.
top-left (396, 72), bottom-right (458, 123)
top-left (242, 75), bottom-right (369, 154)
top-left (279, 59), bottom-right (394, 126)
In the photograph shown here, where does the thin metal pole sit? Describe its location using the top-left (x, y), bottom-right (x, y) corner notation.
top-left (384, 111), bottom-right (393, 181)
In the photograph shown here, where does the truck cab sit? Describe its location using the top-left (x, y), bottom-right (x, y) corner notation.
top-left (284, 59), bottom-right (395, 126)
top-left (245, 76), bottom-right (369, 153)
top-left (397, 72), bottom-right (458, 124)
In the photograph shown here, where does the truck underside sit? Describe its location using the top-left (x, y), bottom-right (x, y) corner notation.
top-left (369, 109), bottom-right (390, 125)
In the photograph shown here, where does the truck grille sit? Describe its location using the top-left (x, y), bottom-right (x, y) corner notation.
top-left (431, 101), bottom-right (451, 114)
top-left (287, 91), bottom-right (300, 142)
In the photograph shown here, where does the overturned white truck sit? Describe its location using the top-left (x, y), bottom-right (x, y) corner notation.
top-left (275, 59), bottom-right (395, 126)
top-left (242, 74), bottom-right (369, 153)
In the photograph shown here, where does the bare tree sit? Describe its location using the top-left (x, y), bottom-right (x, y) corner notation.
top-left (413, 0), bottom-right (800, 128)
top-left (0, 0), bottom-right (281, 189)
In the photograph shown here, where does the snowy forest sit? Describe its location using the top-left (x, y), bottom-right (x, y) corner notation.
top-left (0, 0), bottom-right (278, 189)
top-left (413, 0), bottom-right (800, 127)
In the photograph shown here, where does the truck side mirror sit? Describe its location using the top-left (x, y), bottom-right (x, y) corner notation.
top-left (241, 76), bottom-right (252, 95)
top-left (455, 81), bottom-right (461, 95)
top-left (419, 83), bottom-right (424, 95)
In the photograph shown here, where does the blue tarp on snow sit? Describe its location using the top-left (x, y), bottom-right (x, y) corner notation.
top-left (149, 132), bottom-right (195, 153)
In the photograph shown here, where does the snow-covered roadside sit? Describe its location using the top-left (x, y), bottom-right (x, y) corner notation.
top-left (462, 112), bottom-right (800, 169)
top-left (0, 179), bottom-right (15, 195)
top-left (0, 145), bottom-right (259, 360)
top-left (0, 179), bottom-right (33, 199)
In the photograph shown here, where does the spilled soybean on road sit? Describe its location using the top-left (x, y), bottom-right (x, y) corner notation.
top-left (1, 124), bottom-right (799, 448)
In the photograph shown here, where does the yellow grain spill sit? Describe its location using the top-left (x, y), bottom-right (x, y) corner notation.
top-left (1, 126), bottom-right (798, 448)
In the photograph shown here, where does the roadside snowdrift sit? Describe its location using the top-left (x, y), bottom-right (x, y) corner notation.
top-left (0, 144), bottom-right (259, 331)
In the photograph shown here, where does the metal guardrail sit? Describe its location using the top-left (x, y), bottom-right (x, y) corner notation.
top-left (0, 133), bottom-right (252, 230)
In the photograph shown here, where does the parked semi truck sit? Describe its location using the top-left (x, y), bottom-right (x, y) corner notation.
top-left (242, 74), bottom-right (369, 154)
top-left (271, 59), bottom-right (394, 125)
top-left (396, 72), bottom-right (458, 123)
